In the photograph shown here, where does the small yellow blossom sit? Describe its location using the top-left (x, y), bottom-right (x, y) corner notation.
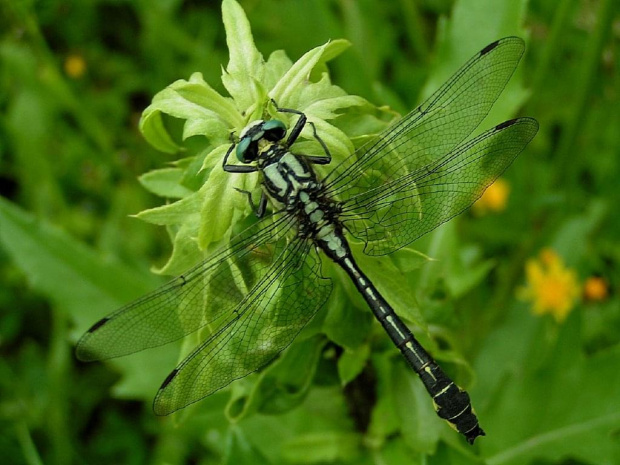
top-left (64, 54), bottom-right (86, 79)
top-left (519, 248), bottom-right (580, 322)
top-left (583, 276), bottom-right (608, 301)
top-left (474, 178), bottom-right (510, 214)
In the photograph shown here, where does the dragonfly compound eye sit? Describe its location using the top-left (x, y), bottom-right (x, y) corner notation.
top-left (262, 119), bottom-right (287, 142)
top-left (236, 137), bottom-right (258, 163)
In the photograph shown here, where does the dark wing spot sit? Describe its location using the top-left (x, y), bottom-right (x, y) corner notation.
top-left (88, 317), bottom-right (110, 333)
top-left (495, 118), bottom-right (518, 131)
top-left (160, 368), bottom-right (179, 389)
top-left (480, 39), bottom-right (501, 55)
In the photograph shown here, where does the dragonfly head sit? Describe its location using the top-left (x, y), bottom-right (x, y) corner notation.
top-left (236, 119), bottom-right (287, 163)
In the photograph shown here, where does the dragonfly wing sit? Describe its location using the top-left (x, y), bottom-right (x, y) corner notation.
top-left (340, 118), bottom-right (539, 255)
top-left (325, 37), bottom-right (525, 201)
top-left (153, 240), bottom-right (332, 415)
top-left (76, 213), bottom-right (298, 361)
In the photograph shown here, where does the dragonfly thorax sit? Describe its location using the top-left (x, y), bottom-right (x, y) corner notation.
top-left (256, 145), bottom-right (344, 243)
top-left (260, 150), bottom-right (318, 205)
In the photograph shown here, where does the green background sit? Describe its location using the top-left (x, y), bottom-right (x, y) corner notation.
top-left (1, 0), bottom-right (619, 464)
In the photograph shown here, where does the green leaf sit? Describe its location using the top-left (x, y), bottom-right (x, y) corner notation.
top-left (136, 142), bottom-right (262, 275)
top-left (337, 344), bottom-right (371, 386)
top-left (477, 308), bottom-right (620, 465)
top-left (316, 39), bottom-right (351, 68)
top-left (303, 95), bottom-right (369, 120)
top-left (0, 197), bottom-right (154, 330)
top-left (295, 72), bottom-right (347, 111)
top-left (153, 222), bottom-right (203, 276)
top-left (173, 72), bottom-right (243, 130)
top-left (368, 353), bottom-right (400, 441)
top-left (323, 285), bottom-right (373, 350)
top-left (445, 246), bottom-right (495, 299)
top-left (380, 438), bottom-right (426, 465)
top-left (139, 109), bottom-right (181, 154)
top-left (354, 244), bottom-right (425, 329)
top-left (197, 157), bottom-right (251, 248)
top-left (136, 185), bottom-right (204, 227)
top-left (428, 444), bottom-right (486, 465)
top-left (390, 247), bottom-right (434, 273)
top-left (392, 363), bottom-right (441, 454)
top-left (280, 431), bottom-right (361, 464)
top-left (222, 425), bottom-right (271, 465)
top-left (417, 220), bottom-right (493, 305)
top-left (263, 49), bottom-right (294, 90)
top-left (221, 0), bottom-right (265, 109)
top-left (0, 197), bottom-right (176, 401)
top-left (270, 44), bottom-right (327, 108)
top-left (231, 336), bottom-right (327, 420)
top-left (429, 0), bottom-right (532, 131)
top-left (241, 386), bottom-right (355, 462)
top-left (142, 78), bottom-right (232, 144)
top-left (551, 199), bottom-right (607, 267)
top-left (138, 168), bottom-right (194, 199)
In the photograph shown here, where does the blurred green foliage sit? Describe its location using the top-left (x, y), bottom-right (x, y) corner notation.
top-left (1, 0), bottom-right (619, 464)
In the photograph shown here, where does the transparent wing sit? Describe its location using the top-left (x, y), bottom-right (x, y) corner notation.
top-left (340, 118), bottom-right (539, 255)
top-left (76, 212), bottom-right (299, 361)
top-left (324, 37), bottom-right (525, 201)
top-left (153, 240), bottom-right (332, 415)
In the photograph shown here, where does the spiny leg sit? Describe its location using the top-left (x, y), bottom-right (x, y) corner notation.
top-left (271, 100), bottom-right (331, 165)
top-left (222, 140), bottom-right (258, 174)
top-left (234, 188), bottom-right (268, 217)
top-left (271, 99), bottom-right (307, 147)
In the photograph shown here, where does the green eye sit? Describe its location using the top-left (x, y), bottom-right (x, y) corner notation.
top-left (263, 119), bottom-right (286, 141)
top-left (236, 138), bottom-right (252, 162)
top-left (263, 119), bottom-right (285, 131)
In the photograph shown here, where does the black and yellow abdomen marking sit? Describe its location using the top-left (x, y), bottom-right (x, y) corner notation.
top-left (338, 251), bottom-right (485, 444)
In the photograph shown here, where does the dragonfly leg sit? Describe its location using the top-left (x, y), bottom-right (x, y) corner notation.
top-left (304, 121), bottom-right (331, 165)
top-left (272, 100), bottom-right (331, 165)
top-left (292, 123), bottom-right (331, 165)
top-left (271, 99), bottom-right (307, 147)
top-left (223, 142), bottom-right (258, 173)
top-left (234, 188), bottom-right (267, 217)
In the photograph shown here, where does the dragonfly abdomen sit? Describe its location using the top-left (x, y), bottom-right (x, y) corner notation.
top-left (421, 363), bottom-right (485, 443)
top-left (337, 251), bottom-right (485, 444)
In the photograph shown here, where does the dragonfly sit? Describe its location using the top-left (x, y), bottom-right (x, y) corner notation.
top-left (76, 36), bottom-right (538, 444)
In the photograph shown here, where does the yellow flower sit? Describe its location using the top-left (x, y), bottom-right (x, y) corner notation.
top-left (64, 54), bottom-right (86, 78)
top-left (474, 178), bottom-right (510, 214)
top-left (519, 248), bottom-right (580, 322)
top-left (583, 276), bottom-right (608, 301)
